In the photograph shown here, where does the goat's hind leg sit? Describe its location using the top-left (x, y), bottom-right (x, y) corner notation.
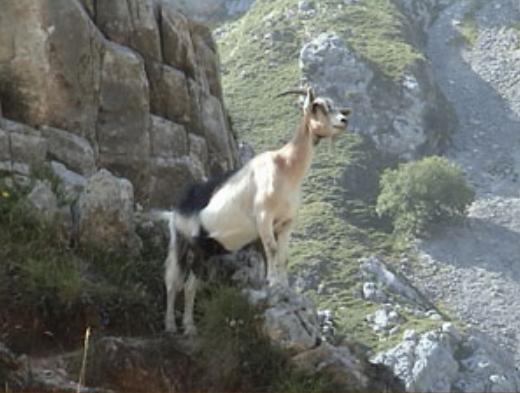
top-left (165, 247), bottom-right (182, 333)
top-left (256, 210), bottom-right (279, 286)
top-left (182, 271), bottom-right (198, 335)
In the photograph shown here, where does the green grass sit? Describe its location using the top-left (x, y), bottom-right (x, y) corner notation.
top-left (0, 177), bottom-right (165, 352)
top-left (456, 0), bottom-right (484, 46)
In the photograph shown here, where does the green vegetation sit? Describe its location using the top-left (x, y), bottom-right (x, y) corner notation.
top-left (456, 0), bottom-right (484, 46)
top-left (198, 285), bottom-right (341, 392)
top-left (376, 156), bottom-right (475, 235)
top-left (0, 175), bottom-right (165, 352)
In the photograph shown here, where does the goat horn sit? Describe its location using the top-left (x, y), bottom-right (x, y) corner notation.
top-left (274, 88), bottom-right (308, 98)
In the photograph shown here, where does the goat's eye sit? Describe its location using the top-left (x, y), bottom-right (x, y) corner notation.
top-left (312, 102), bottom-right (326, 114)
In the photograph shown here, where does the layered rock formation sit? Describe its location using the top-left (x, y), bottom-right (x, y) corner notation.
top-left (0, 0), bottom-right (238, 208)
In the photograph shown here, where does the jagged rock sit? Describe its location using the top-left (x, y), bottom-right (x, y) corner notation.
top-left (188, 133), bottom-right (209, 169)
top-left (160, 5), bottom-right (198, 78)
top-left (78, 169), bottom-right (141, 254)
top-left (293, 342), bottom-right (403, 392)
top-left (165, 0), bottom-right (255, 21)
top-left (0, 0), bottom-right (237, 205)
top-left (25, 180), bottom-right (59, 218)
top-left (149, 156), bottom-right (204, 208)
top-left (150, 116), bottom-right (189, 159)
top-left (0, 0), bottom-right (104, 141)
top-left (97, 41), bottom-right (151, 198)
top-left (50, 161), bottom-right (87, 202)
top-left (41, 126), bottom-right (96, 176)
top-left (147, 62), bottom-right (192, 126)
top-left (300, 33), bottom-right (453, 159)
top-left (0, 118), bottom-right (47, 175)
top-left (360, 256), bottom-right (434, 311)
top-left (362, 281), bottom-right (388, 302)
top-left (366, 305), bottom-right (404, 333)
top-left (95, 0), bottom-right (162, 62)
top-left (190, 22), bottom-right (222, 98)
top-left (0, 127), bottom-right (11, 172)
top-left (373, 324), bottom-right (520, 392)
top-left (199, 93), bottom-right (235, 171)
top-left (253, 286), bottom-right (321, 354)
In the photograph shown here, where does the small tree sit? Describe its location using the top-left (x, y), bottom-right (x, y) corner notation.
top-left (376, 156), bottom-right (475, 235)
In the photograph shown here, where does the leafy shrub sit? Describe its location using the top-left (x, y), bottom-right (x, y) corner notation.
top-left (376, 156), bottom-right (475, 235)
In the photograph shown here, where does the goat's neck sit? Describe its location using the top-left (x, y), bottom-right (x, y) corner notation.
top-left (281, 117), bottom-right (314, 184)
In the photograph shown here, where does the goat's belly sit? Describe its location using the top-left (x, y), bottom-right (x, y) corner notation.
top-left (199, 208), bottom-right (257, 252)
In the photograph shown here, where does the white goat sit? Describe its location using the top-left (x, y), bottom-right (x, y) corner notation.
top-left (164, 87), bottom-right (351, 334)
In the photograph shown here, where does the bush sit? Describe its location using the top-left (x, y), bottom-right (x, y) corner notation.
top-left (376, 156), bottom-right (475, 235)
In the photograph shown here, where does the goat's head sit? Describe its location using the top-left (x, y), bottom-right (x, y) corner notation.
top-left (276, 87), bottom-right (352, 142)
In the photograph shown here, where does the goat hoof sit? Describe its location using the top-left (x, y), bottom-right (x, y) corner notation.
top-left (183, 325), bottom-right (198, 336)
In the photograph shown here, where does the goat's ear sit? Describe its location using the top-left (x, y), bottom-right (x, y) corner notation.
top-left (340, 107), bottom-right (353, 117)
top-left (303, 87), bottom-right (316, 114)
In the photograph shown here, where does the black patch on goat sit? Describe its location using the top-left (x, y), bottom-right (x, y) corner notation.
top-left (176, 170), bottom-right (237, 215)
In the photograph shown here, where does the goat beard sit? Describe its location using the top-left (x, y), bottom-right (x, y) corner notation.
top-left (328, 135), bottom-right (337, 154)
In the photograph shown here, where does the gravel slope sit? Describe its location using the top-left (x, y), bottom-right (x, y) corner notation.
top-left (406, 0), bottom-right (520, 368)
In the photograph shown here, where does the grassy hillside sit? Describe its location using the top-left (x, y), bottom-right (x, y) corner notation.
top-left (218, 0), bottom-right (441, 349)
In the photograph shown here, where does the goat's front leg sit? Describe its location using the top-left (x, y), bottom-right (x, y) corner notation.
top-left (274, 219), bottom-right (293, 286)
top-left (256, 210), bottom-right (279, 286)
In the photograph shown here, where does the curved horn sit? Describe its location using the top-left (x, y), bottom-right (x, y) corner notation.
top-left (274, 88), bottom-right (308, 98)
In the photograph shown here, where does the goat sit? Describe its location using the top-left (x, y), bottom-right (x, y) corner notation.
top-left (164, 87), bottom-right (352, 334)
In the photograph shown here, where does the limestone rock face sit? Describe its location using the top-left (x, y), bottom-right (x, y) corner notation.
top-left (78, 169), bottom-right (140, 254)
top-left (373, 324), bottom-right (520, 392)
top-left (300, 33), bottom-right (454, 159)
top-left (0, 0), bottom-right (238, 208)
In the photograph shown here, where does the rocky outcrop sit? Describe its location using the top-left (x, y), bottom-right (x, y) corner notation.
top-left (78, 169), bottom-right (141, 254)
top-left (0, 0), bottom-right (238, 208)
top-left (166, 0), bottom-right (255, 22)
top-left (373, 324), bottom-right (520, 392)
top-left (300, 33), bottom-right (454, 159)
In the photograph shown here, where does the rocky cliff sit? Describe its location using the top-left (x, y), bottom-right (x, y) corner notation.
top-left (0, 0), bottom-right (238, 208)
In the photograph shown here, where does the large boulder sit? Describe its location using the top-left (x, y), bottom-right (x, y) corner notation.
top-left (78, 169), bottom-right (141, 254)
top-left (0, 118), bottom-right (47, 175)
top-left (97, 41), bottom-right (151, 199)
top-left (0, 0), bottom-right (104, 142)
top-left (41, 126), bottom-right (96, 176)
top-left (95, 0), bottom-right (162, 62)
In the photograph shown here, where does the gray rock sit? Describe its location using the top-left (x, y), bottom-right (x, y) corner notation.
top-left (96, 0), bottom-right (162, 62)
top-left (148, 156), bottom-right (204, 208)
top-left (261, 286), bottom-right (321, 354)
top-left (50, 161), bottom-right (87, 202)
top-left (147, 62), bottom-right (192, 126)
top-left (0, 0), bottom-right (104, 141)
top-left (150, 116), bottom-right (189, 158)
top-left (360, 256), bottom-right (434, 311)
top-left (299, 33), bottom-right (453, 159)
top-left (0, 119), bottom-right (47, 175)
top-left (97, 41), bottom-right (151, 197)
top-left (78, 169), bottom-right (141, 254)
top-left (373, 326), bottom-right (520, 392)
top-left (160, 6), bottom-right (198, 77)
top-left (26, 180), bottom-right (59, 218)
top-left (188, 133), bottom-right (209, 169)
top-left (41, 126), bottom-right (96, 176)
